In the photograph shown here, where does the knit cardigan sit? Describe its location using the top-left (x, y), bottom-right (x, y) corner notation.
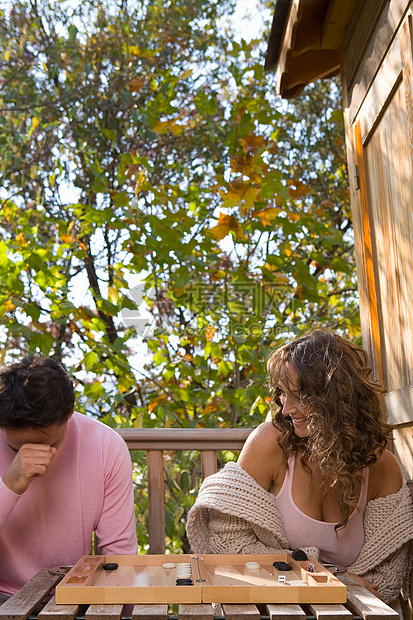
top-left (186, 462), bottom-right (413, 609)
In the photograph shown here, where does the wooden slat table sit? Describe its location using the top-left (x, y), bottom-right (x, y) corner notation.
top-left (0, 572), bottom-right (400, 620)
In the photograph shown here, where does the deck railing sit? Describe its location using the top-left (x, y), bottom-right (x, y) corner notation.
top-left (115, 428), bottom-right (253, 554)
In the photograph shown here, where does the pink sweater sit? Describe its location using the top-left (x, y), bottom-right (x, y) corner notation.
top-left (0, 412), bottom-right (138, 595)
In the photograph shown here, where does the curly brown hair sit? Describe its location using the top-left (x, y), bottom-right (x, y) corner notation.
top-left (267, 330), bottom-right (392, 529)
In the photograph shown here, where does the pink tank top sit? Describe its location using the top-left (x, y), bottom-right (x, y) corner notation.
top-left (275, 454), bottom-right (368, 568)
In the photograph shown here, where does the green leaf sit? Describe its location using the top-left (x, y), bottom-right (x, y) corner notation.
top-left (84, 350), bottom-right (99, 370)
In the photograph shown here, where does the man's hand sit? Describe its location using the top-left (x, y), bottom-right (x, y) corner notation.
top-left (2, 444), bottom-right (57, 495)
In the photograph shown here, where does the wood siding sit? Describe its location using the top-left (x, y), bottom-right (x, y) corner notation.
top-left (343, 0), bottom-right (413, 479)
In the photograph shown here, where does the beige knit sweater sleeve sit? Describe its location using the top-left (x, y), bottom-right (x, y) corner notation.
top-left (347, 480), bottom-right (413, 606)
top-left (186, 462), bottom-right (320, 560)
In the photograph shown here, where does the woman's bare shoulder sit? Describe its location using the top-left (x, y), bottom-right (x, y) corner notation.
top-left (237, 421), bottom-right (284, 491)
top-left (368, 449), bottom-right (403, 500)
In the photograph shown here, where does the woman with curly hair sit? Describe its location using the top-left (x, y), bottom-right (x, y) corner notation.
top-left (187, 331), bottom-right (413, 614)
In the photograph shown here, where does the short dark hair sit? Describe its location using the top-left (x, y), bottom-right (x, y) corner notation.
top-left (0, 356), bottom-right (75, 428)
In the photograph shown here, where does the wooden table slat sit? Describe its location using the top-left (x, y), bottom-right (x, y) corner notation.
top-left (131, 605), bottom-right (169, 620)
top-left (37, 595), bottom-right (78, 620)
top-left (222, 604), bottom-right (261, 620)
top-left (338, 575), bottom-right (399, 620)
top-left (178, 604), bottom-right (214, 620)
top-left (307, 603), bottom-right (352, 620)
top-left (0, 570), bottom-right (63, 620)
top-left (85, 604), bottom-right (124, 620)
top-left (266, 603), bottom-right (306, 620)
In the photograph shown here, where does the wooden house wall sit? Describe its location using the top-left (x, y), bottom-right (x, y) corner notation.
top-left (341, 0), bottom-right (413, 479)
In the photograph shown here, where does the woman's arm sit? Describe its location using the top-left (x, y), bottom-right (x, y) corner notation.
top-left (237, 421), bottom-right (285, 493)
top-left (367, 449), bottom-right (403, 500)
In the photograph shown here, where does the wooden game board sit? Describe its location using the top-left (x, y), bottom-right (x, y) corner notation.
top-left (55, 553), bottom-right (347, 605)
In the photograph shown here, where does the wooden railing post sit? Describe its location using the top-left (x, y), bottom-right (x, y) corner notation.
top-left (147, 450), bottom-right (165, 554)
top-left (201, 450), bottom-right (218, 479)
top-left (116, 428), bottom-right (253, 554)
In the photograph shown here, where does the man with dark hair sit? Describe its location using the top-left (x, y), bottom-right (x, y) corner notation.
top-left (0, 356), bottom-right (138, 599)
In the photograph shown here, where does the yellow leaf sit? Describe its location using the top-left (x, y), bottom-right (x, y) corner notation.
top-left (152, 120), bottom-right (170, 134)
top-left (15, 232), bottom-right (28, 246)
top-left (209, 213), bottom-right (241, 241)
top-left (148, 395), bottom-right (165, 412)
top-left (153, 119), bottom-right (184, 136)
top-left (29, 117), bottom-right (39, 138)
top-left (205, 326), bottom-right (215, 341)
top-left (61, 234), bottom-right (72, 243)
top-left (221, 178), bottom-right (261, 212)
top-left (285, 211), bottom-right (300, 222)
top-left (203, 395), bottom-right (221, 415)
top-left (220, 177), bottom-right (248, 208)
top-left (135, 169), bottom-right (147, 194)
top-left (242, 187), bottom-right (261, 211)
top-left (219, 188), bottom-right (240, 209)
top-left (255, 207), bottom-right (281, 226)
top-left (5, 49), bottom-right (11, 62)
top-left (127, 45), bottom-right (140, 55)
top-left (210, 270), bottom-right (226, 281)
top-left (170, 123), bottom-right (184, 136)
top-left (108, 286), bottom-right (119, 302)
top-left (203, 403), bottom-right (217, 415)
top-left (348, 324), bottom-right (361, 338)
top-left (3, 299), bottom-right (16, 313)
top-left (263, 263), bottom-right (286, 276)
top-left (275, 194), bottom-right (284, 207)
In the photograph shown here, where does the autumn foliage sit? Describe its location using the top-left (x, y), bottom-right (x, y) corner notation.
top-left (0, 0), bottom-right (359, 550)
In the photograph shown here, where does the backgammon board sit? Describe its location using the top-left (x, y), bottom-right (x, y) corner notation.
top-left (55, 553), bottom-right (346, 605)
